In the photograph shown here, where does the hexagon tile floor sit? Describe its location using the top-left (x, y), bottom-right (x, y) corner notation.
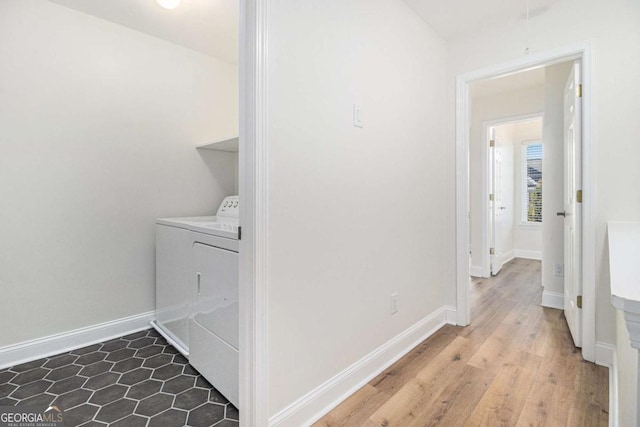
top-left (0, 328), bottom-right (239, 426)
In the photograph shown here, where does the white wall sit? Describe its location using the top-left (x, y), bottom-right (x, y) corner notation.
top-left (265, 0), bottom-right (447, 418)
top-left (469, 85), bottom-right (544, 273)
top-left (512, 119), bottom-right (543, 259)
top-left (448, 0), bottom-right (640, 348)
top-left (542, 63), bottom-right (572, 295)
top-left (0, 1), bottom-right (238, 347)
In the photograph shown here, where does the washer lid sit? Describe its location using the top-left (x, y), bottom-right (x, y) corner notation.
top-left (156, 215), bottom-right (239, 240)
top-left (189, 219), bottom-right (239, 240)
top-left (156, 216), bottom-right (217, 229)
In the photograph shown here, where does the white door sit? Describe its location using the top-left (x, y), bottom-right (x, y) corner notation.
top-left (489, 127), bottom-right (499, 275)
top-left (491, 126), bottom-right (515, 275)
top-left (562, 61), bottom-right (582, 347)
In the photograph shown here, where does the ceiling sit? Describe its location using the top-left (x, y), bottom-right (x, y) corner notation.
top-left (49, 0), bottom-right (238, 64)
top-left (470, 67), bottom-right (545, 98)
top-left (403, 0), bottom-right (564, 42)
top-left (46, 0), bottom-right (565, 66)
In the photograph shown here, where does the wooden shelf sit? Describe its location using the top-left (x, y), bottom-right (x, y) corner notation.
top-left (196, 137), bottom-right (238, 152)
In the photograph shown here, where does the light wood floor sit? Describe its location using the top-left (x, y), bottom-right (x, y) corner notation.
top-left (315, 258), bottom-right (608, 426)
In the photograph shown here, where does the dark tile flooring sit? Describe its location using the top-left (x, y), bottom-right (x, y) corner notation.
top-left (0, 329), bottom-right (239, 427)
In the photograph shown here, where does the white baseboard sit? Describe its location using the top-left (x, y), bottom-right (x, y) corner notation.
top-left (595, 341), bottom-right (615, 368)
top-left (444, 306), bottom-right (457, 325)
top-left (595, 342), bottom-right (618, 427)
top-left (469, 265), bottom-right (483, 277)
top-left (498, 250), bottom-right (515, 268)
top-left (540, 291), bottom-right (564, 310)
top-left (0, 311), bottom-right (156, 370)
top-left (514, 249), bottom-right (542, 260)
top-left (268, 306), bottom-right (456, 427)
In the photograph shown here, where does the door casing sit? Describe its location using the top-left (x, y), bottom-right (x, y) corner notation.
top-left (455, 42), bottom-right (596, 363)
top-left (239, 0), bottom-right (269, 425)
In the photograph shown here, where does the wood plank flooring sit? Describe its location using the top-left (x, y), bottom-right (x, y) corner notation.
top-left (314, 258), bottom-right (608, 426)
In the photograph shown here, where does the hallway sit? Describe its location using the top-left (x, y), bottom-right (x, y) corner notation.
top-left (315, 259), bottom-right (608, 426)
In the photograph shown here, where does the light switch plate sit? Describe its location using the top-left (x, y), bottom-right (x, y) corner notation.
top-left (353, 104), bottom-right (363, 128)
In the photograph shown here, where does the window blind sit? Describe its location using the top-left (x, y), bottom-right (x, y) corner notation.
top-left (522, 143), bottom-right (543, 223)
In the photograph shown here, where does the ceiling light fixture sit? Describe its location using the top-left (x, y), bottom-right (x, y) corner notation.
top-left (156, 0), bottom-right (181, 10)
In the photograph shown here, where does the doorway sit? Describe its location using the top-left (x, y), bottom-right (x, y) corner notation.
top-left (454, 43), bottom-right (596, 362)
top-left (474, 116), bottom-right (544, 278)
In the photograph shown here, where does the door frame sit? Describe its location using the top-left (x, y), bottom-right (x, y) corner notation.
top-left (239, 0), bottom-right (269, 425)
top-left (480, 113), bottom-right (544, 278)
top-left (455, 42), bottom-right (596, 362)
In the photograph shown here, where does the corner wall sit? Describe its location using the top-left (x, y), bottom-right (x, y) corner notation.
top-left (0, 1), bottom-right (238, 347)
top-left (265, 0), bottom-right (448, 421)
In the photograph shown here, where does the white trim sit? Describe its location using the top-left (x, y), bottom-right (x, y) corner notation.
top-left (444, 305), bottom-right (458, 324)
top-left (456, 41), bottom-right (596, 361)
top-left (0, 311), bottom-right (155, 370)
top-left (541, 291), bottom-right (564, 310)
top-left (481, 121), bottom-right (490, 278)
top-left (595, 342), bottom-right (618, 427)
top-left (239, 0), bottom-right (269, 424)
top-left (520, 139), bottom-right (543, 224)
top-left (518, 222), bottom-right (542, 229)
top-left (268, 306), bottom-right (456, 427)
top-left (514, 249), bottom-right (542, 260)
top-left (469, 265), bottom-right (484, 277)
top-left (579, 44), bottom-right (596, 362)
top-left (596, 341), bottom-right (615, 368)
top-left (456, 75), bottom-right (471, 326)
top-left (609, 357), bottom-right (619, 427)
top-left (498, 250), bottom-right (515, 268)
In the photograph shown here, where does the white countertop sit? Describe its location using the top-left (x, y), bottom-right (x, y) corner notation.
top-left (608, 222), bottom-right (640, 314)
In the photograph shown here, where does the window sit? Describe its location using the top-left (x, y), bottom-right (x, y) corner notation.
top-left (521, 141), bottom-right (543, 223)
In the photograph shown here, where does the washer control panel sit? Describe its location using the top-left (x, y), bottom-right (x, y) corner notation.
top-left (216, 195), bottom-right (239, 219)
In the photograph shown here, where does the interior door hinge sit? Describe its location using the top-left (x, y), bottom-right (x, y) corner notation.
top-left (576, 190), bottom-right (582, 203)
top-left (490, 247), bottom-right (495, 255)
top-left (576, 84), bottom-right (582, 98)
top-left (489, 194), bottom-right (494, 202)
top-left (489, 140), bottom-right (495, 147)
top-left (577, 295), bottom-right (582, 309)
top-left (238, 226), bottom-right (242, 240)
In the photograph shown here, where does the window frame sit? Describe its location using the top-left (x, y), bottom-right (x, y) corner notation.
top-left (520, 139), bottom-right (543, 226)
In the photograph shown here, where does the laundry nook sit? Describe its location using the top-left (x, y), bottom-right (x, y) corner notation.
top-left (154, 196), bottom-right (240, 408)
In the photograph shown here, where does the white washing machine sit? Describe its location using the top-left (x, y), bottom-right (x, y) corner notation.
top-left (153, 195), bottom-right (240, 408)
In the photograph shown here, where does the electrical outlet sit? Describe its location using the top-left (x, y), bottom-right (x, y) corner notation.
top-left (390, 292), bottom-right (398, 315)
top-left (553, 263), bottom-right (564, 277)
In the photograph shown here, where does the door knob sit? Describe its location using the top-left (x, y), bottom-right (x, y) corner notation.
top-left (499, 207), bottom-right (507, 210)
top-left (557, 211), bottom-right (567, 217)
